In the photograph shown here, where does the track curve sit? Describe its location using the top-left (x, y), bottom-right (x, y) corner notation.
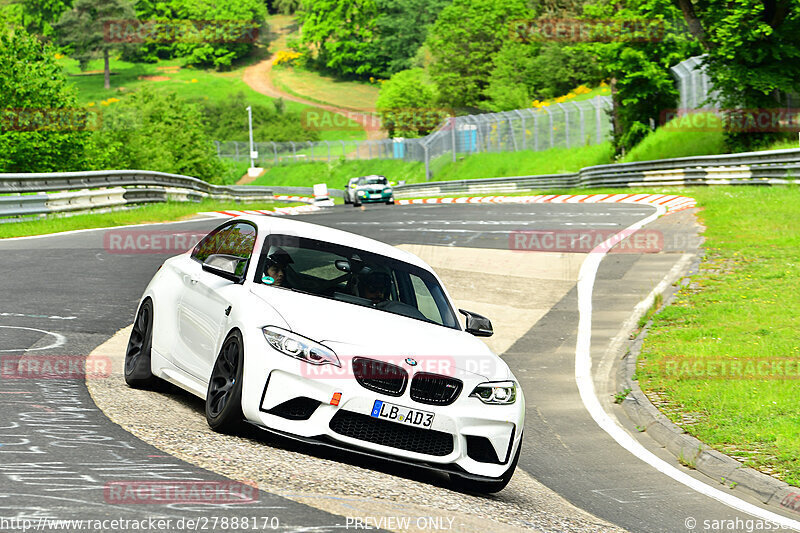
top-left (1, 202), bottom-right (797, 533)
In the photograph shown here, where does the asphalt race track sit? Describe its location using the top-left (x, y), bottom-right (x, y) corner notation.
top-left (1, 202), bottom-right (798, 533)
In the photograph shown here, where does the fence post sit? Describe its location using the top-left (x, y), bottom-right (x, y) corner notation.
top-left (424, 142), bottom-right (431, 181)
top-left (272, 142), bottom-right (278, 165)
top-left (577, 102), bottom-right (585, 145)
top-left (290, 141), bottom-right (296, 162)
top-left (591, 99), bottom-right (602, 145)
top-left (546, 108), bottom-right (553, 148)
top-left (451, 116), bottom-right (457, 162)
top-left (556, 103), bottom-right (569, 148)
top-left (533, 111), bottom-right (539, 151)
top-left (506, 112), bottom-right (518, 151)
top-left (234, 141), bottom-right (240, 161)
top-left (309, 141), bottom-right (314, 161)
top-left (214, 140), bottom-right (221, 157)
top-left (340, 140), bottom-right (346, 159)
top-left (515, 110), bottom-right (526, 151)
top-left (368, 140), bottom-right (373, 159)
top-left (326, 140), bottom-right (331, 162)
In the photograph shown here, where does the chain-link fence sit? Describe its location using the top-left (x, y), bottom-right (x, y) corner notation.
top-left (670, 55), bottom-right (718, 110)
top-left (215, 95), bottom-right (613, 180)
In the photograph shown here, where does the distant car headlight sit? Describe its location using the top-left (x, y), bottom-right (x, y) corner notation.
top-left (262, 326), bottom-right (340, 366)
top-left (470, 381), bottom-right (516, 404)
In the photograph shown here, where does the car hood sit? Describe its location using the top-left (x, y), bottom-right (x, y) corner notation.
top-left (250, 285), bottom-right (507, 381)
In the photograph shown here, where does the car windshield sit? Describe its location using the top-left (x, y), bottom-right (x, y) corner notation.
top-left (359, 177), bottom-right (387, 186)
top-left (254, 235), bottom-right (459, 329)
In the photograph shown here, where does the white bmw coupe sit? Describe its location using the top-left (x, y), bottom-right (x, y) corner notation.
top-left (125, 216), bottom-right (525, 492)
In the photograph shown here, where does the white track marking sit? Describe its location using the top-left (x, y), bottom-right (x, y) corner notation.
top-left (575, 207), bottom-right (800, 530)
top-left (0, 326), bottom-right (66, 352)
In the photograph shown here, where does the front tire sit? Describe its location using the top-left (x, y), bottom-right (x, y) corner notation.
top-left (449, 437), bottom-right (522, 494)
top-left (124, 299), bottom-right (158, 389)
top-left (205, 330), bottom-right (245, 434)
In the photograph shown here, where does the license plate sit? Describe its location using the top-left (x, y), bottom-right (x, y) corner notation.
top-left (371, 400), bottom-right (434, 429)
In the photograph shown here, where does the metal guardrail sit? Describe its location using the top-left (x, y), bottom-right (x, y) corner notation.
top-left (1, 148), bottom-right (798, 218)
top-left (393, 148), bottom-right (800, 197)
top-left (0, 170), bottom-right (328, 219)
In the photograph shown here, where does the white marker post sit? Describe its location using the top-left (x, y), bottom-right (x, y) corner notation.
top-left (246, 106), bottom-right (263, 178)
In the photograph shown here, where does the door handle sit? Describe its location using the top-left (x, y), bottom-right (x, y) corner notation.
top-left (190, 278), bottom-right (199, 285)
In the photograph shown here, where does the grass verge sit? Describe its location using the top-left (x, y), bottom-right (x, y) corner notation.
top-left (0, 200), bottom-right (298, 239)
top-left (271, 65), bottom-right (381, 111)
top-left (635, 185), bottom-right (800, 486)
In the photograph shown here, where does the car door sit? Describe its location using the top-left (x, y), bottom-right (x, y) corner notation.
top-left (175, 222), bottom-right (256, 380)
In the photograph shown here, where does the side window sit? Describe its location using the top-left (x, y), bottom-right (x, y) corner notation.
top-left (215, 223), bottom-right (257, 277)
top-left (410, 274), bottom-right (443, 324)
top-left (191, 225), bottom-right (228, 263)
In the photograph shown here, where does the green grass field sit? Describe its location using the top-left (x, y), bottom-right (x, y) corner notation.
top-left (636, 186), bottom-right (800, 486)
top-left (0, 200), bottom-right (298, 239)
top-left (271, 66), bottom-right (381, 111)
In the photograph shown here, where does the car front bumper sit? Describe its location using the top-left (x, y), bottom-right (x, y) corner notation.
top-left (241, 340), bottom-right (525, 480)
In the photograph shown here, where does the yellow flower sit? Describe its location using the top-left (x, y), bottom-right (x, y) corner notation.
top-left (87, 102), bottom-right (95, 107)
top-left (554, 95), bottom-right (567, 103)
top-left (369, 76), bottom-right (375, 83)
top-left (191, 78), bottom-right (198, 83)
top-left (54, 53), bottom-right (64, 60)
top-left (100, 100), bottom-right (110, 106)
top-left (566, 92), bottom-right (576, 99)
top-left (599, 80), bottom-right (608, 87)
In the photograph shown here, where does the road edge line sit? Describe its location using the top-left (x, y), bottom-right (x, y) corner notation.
top-left (574, 206), bottom-right (800, 530)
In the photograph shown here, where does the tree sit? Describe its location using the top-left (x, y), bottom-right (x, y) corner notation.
top-left (673, 0), bottom-right (800, 150)
top-left (129, 0), bottom-right (266, 69)
top-left (376, 68), bottom-right (442, 136)
top-left (91, 88), bottom-right (226, 181)
top-left (297, 0), bottom-right (380, 77)
top-left (20, 0), bottom-right (73, 37)
top-left (0, 28), bottom-right (91, 172)
top-left (425, 0), bottom-right (532, 110)
top-left (371, 0), bottom-right (450, 77)
top-left (55, 0), bottom-right (135, 89)
top-left (581, 0), bottom-right (700, 154)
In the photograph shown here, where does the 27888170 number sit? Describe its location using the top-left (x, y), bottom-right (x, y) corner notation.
top-left (370, 400), bottom-right (434, 428)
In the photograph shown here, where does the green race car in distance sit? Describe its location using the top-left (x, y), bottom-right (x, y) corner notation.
top-left (345, 175), bottom-right (395, 207)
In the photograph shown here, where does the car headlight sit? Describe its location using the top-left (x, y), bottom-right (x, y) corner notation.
top-left (384, 188), bottom-right (393, 194)
top-left (470, 381), bottom-right (516, 404)
top-left (358, 191), bottom-right (367, 196)
top-left (262, 326), bottom-right (340, 367)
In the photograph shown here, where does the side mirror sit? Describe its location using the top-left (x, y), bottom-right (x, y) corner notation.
top-left (202, 254), bottom-right (246, 283)
top-left (459, 309), bottom-right (493, 337)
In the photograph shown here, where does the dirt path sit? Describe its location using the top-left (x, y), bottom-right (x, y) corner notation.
top-left (242, 56), bottom-right (384, 142)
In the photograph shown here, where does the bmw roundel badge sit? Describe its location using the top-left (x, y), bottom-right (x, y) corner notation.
top-left (405, 357), bottom-right (418, 367)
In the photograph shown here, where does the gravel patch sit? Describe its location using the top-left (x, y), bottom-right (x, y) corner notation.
top-left (88, 327), bottom-right (624, 533)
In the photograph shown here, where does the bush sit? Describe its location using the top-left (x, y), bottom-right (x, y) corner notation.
top-left (90, 87), bottom-right (226, 181)
top-left (0, 28), bottom-right (91, 173)
top-left (198, 92), bottom-right (319, 142)
top-left (375, 69), bottom-right (442, 137)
